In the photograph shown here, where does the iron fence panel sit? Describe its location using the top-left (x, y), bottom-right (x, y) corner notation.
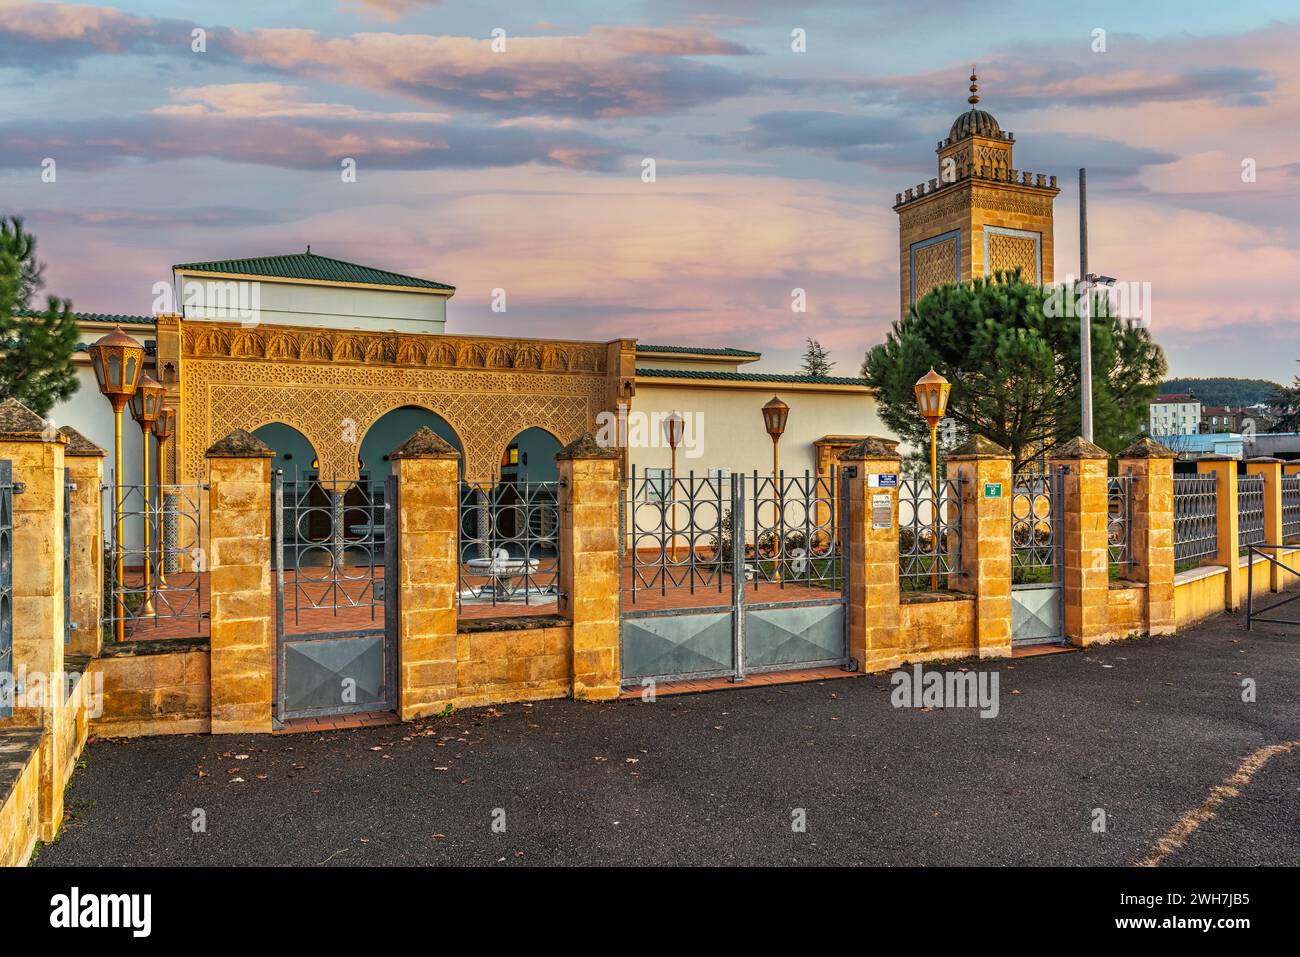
top-left (1107, 471), bottom-right (1135, 571)
top-left (0, 461), bottom-right (13, 717)
top-left (103, 480), bottom-right (207, 640)
top-left (457, 480), bottom-right (560, 611)
top-left (1238, 474), bottom-right (1266, 549)
top-left (1174, 474), bottom-right (1218, 564)
top-left (1282, 475), bottom-right (1300, 543)
top-left (898, 475), bottom-right (963, 587)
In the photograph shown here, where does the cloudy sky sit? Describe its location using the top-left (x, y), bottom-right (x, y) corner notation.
top-left (2, 0), bottom-right (1298, 382)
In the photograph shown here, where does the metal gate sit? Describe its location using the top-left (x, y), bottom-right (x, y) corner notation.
top-left (1010, 466), bottom-right (1065, 645)
top-left (273, 471), bottom-right (398, 723)
top-left (619, 467), bottom-right (849, 687)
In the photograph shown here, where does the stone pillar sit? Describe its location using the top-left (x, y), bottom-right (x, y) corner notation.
top-left (1049, 437), bottom-right (1111, 647)
top-left (1245, 456), bottom-right (1284, 590)
top-left (945, 435), bottom-right (1014, 657)
top-left (0, 399), bottom-right (67, 840)
top-left (57, 427), bottom-right (106, 658)
top-left (839, 437), bottom-right (902, 672)
top-left (1197, 455), bottom-right (1240, 610)
top-left (557, 434), bottom-right (621, 700)
top-left (1118, 437), bottom-right (1176, 637)
top-left (205, 429), bottom-right (275, 734)
top-left (389, 427), bottom-right (461, 720)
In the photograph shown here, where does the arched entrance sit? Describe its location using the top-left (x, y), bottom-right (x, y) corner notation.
top-left (498, 426), bottom-right (561, 484)
top-left (252, 423), bottom-right (318, 482)
top-left (359, 406), bottom-right (464, 487)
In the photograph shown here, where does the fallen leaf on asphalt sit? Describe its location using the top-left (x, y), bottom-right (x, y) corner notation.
top-left (235, 754), bottom-right (249, 760)
top-left (1011, 690), bottom-right (1022, 695)
top-left (230, 777), bottom-right (245, 783)
top-left (434, 766), bottom-right (449, 771)
top-left (625, 758), bottom-right (639, 764)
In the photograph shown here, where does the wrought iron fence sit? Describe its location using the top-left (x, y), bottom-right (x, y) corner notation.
top-left (104, 480), bottom-right (207, 641)
top-left (623, 467), bottom-right (731, 603)
top-left (457, 480), bottom-right (560, 610)
top-left (275, 473), bottom-right (384, 629)
top-left (1173, 473), bottom-right (1217, 564)
top-left (1282, 475), bottom-right (1300, 544)
top-left (748, 470), bottom-right (843, 594)
top-left (0, 460), bottom-right (13, 718)
top-left (1107, 471), bottom-right (1135, 572)
top-left (622, 467), bottom-right (843, 604)
top-left (898, 475), bottom-right (963, 588)
top-left (1238, 473), bottom-right (1266, 549)
top-left (1011, 470), bottom-right (1058, 581)
top-left (63, 468), bottom-right (72, 646)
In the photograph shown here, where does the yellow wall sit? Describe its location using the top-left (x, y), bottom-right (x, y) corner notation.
top-left (0, 736), bottom-right (42, 867)
top-left (899, 593), bottom-right (977, 662)
top-left (91, 648), bottom-right (212, 739)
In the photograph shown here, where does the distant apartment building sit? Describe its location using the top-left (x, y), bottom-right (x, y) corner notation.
top-left (1199, 405), bottom-right (1244, 433)
top-left (1149, 393), bottom-right (1201, 436)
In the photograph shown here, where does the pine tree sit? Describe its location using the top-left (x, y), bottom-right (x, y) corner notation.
top-left (861, 271), bottom-right (1166, 471)
top-left (0, 217), bottom-right (80, 417)
top-left (801, 337), bottom-right (834, 377)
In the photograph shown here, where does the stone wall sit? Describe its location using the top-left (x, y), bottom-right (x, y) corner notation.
top-left (91, 640), bottom-right (211, 738)
top-left (455, 617), bottom-right (572, 709)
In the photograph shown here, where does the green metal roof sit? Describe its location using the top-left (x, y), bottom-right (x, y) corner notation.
top-left (636, 367), bottom-right (871, 386)
top-left (172, 251), bottom-right (454, 291)
top-left (18, 310), bottom-right (154, 325)
top-left (636, 344), bottom-right (761, 358)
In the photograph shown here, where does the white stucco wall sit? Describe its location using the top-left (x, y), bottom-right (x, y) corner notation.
top-left (176, 276), bottom-right (448, 333)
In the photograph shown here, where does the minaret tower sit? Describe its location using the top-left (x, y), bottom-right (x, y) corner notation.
top-left (894, 67), bottom-right (1060, 316)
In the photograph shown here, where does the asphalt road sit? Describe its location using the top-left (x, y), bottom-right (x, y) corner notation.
top-left (34, 612), bottom-right (1300, 866)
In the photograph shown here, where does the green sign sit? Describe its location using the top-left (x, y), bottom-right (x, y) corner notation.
top-left (984, 482), bottom-right (1004, 498)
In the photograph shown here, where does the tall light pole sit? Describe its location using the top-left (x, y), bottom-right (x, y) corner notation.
top-left (88, 328), bottom-right (145, 641)
top-left (914, 368), bottom-right (952, 590)
top-left (1079, 168), bottom-right (1093, 443)
top-left (129, 374), bottom-right (166, 615)
top-left (151, 403), bottom-right (177, 587)
top-left (661, 411), bottom-right (685, 562)
top-left (761, 396), bottom-right (790, 582)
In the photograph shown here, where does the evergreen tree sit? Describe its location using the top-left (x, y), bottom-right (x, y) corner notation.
top-left (801, 337), bottom-right (834, 377)
top-left (861, 270), bottom-right (1166, 471)
top-left (0, 217), bottom-right (79, 417)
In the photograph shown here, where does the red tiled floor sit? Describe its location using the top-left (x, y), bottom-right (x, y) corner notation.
top-left (618, 665), bottom-right (857, 699)
top-left (275, 711), bottom-right (399, 734)
top-left (1011, 643), bottom-right (1077, 658)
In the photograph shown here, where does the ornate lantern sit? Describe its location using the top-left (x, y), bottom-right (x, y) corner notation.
top-left (913, 368), bottom-right (952, 590)
top-left (88, 327), bottom-right (145, 412)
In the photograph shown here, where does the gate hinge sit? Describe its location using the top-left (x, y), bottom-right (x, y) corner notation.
top-left (12, 482), bottom-right (24, 495)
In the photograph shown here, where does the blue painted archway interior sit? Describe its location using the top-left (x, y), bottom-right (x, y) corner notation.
top-left (252, 423), bottom-right (318, 482)
top-left (359, 406), bottom-right (464, 486)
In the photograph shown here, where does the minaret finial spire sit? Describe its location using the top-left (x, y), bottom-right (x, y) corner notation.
top-left (968, 65), bottom-right (980, 106)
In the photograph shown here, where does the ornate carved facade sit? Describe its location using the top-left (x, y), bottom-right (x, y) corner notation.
top-left (160, 317), bottom-right (631, 483)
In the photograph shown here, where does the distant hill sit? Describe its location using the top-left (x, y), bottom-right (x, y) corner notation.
top-left (1160, 377), bottom-right (1283, 407)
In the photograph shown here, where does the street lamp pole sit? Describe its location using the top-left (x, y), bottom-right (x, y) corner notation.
top-left (662, 411), bottom-right (685, 562)
top-left (914, 368), bottom-right (952, 591)
top-left (761, 396), bottom-right (790, 583)
top-left (87, 328), bottom-right (145, 642)
top-left (129, 375), bottom-right (166, 616)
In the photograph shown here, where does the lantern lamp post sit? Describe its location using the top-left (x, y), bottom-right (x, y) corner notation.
top-left (662, 411), bottom-right (685, 562)
top-left (761, 396), bottom-right (790, 582)
top-left (913, 368), bottom-right (952, 590)
top-left (88, 328), bottom-right (145, 641)
top-left (129, 374), bottom-right (166, 615)
top-left (151, 403), bottom-right (177, 586)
